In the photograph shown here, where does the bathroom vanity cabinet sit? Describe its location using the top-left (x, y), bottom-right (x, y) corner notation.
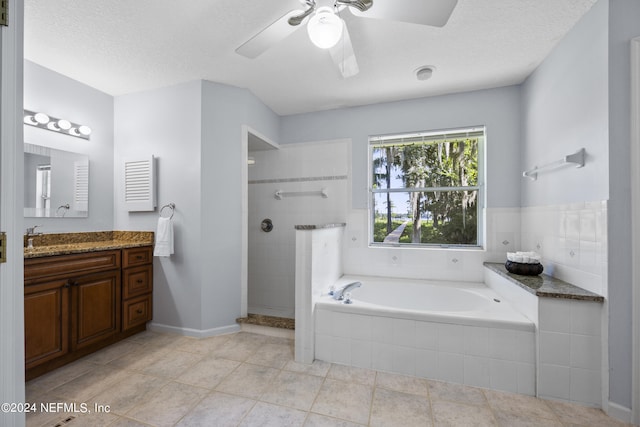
top-left (24, 246), bottom-right (153, 379)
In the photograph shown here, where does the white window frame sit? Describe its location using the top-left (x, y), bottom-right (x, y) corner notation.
top-left (368, 126), bottom-right (485, 248)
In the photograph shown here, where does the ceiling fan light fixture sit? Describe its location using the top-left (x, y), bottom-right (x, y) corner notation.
top-left (307, 7), bottom-right (343, 49)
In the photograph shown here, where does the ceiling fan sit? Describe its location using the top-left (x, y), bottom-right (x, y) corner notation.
top-left (235, 0), bottom-right (458, 79)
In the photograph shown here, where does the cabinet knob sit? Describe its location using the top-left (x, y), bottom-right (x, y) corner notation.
top-left (136, 255), bottom-right (144, 260)
top-left (136, 279), bottom-right (143, 284)
top-left (136, 309), bottom-right (143, 314)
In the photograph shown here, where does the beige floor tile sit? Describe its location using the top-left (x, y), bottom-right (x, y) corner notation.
top-left (106, 417), bottom-right (154, 427)
top-left (65, 410), bottom-right (120, 427)
top-left (546, 400), bottom-right (629, 427)
top-left (48, 365), bottom-right (131, 402)
top-left (26, 360), bottom-right (95, 394)
top-left (141, 349), bottom-right (203, 378)
top-left (484, 389), bottom-right (558, 420)
top-left (493, 409), bottom-right (564, 427)
top-left (245, 342), bottom-right (294, 369)
top-left (428, 380), bottom-right (487, 406)
top-left (284, 360), bottom-right (331, 377)
top-left (87, 372), bottom-right (167, 415)
top-left (125, 331), bottom-right (179, 348)
top-left (176, 356), bottom-right (241, 389)
top-left (175, 391), bottom-right (256, 426)
top-left (175, 335), bottom-right (233, 354)
top-left (107, 343), bottom-right (170, 372)
top-left (432, 400), bottom-right (498, 427)
top-left (304, 413), bottom-right (366, 427)
top-left (125, 381), bottom-right (208, 427)
top-left (210, 339), bottom-right (262, 361)
top-left (311, 378), bottom-right (373, 425)
top-left (25, 394), bottom-right (76, 427)
top-left (375, 371), bottom-right (429, 397)
top-left (327, 364), bottom-right (377, 386)
top-left (215, 362), bottom-right (280, 399)
top-left (370, 387), bottom-right (432, 427)
top-left (82, 340), bottom-right (144, 365)
top-left (261, 371), bottom-right (324, 411)
top-left (239, 401), bottom-right (307, 427)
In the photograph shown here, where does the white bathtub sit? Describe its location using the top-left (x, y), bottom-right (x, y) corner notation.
top-left (318, 275), bottom-right (534, 330)
top-left (314, 275), bottom-right (537, 395)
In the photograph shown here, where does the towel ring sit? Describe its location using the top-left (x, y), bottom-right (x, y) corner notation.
top-left (160, 203), bottom-right (175, 219)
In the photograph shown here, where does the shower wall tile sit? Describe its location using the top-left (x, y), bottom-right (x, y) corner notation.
top-left (249, 140), bottom-right (349, 319)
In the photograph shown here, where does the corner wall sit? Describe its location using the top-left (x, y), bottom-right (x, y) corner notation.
top-left (114, 81), bottom-right (204, 332)
top-left (607, 0), bottom-right (640, 413)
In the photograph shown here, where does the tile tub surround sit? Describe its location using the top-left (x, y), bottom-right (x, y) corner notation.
top-left (314, 306), bottom-right (537, 396)
top-left (24, 331), bottom-right (630, 427)
top-left (484, 264), bottom-right (605, 408)
top-left (23, 231), bottom-right (154, 258)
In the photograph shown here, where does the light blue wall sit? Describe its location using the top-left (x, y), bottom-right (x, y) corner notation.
top-left (520, 0), bottom-right (609, 207)
top-left (114, 81), bottom-right (204, 331)
top-left (520, 0), bottom-right (640, 410)
top-left (200, 81), bottom-right (280, 330)
top-left (280, 86), bottom-right (522, 209)
top-left (607, 0), bottom-right (640, 410)
top-left (24, 60), bottom-right (114, 232)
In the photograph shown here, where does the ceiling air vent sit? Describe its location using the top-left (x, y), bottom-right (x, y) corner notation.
top-left (124, 156), bottom-right (156, 212)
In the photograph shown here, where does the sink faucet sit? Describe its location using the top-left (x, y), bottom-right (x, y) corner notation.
top-left (333, 281), bottom-right (362, 301)
top-left (25, 225), bottom-right (42, 249)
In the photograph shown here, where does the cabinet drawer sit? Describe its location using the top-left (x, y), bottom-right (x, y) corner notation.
top-left (25, 251), bottom-right (121, 282)
top-left (123, 294), bottom-right (152, 330)
top-left (122, 246), bottom-right (153, 268)
top-left (123, 265), bottom-right (153, 299)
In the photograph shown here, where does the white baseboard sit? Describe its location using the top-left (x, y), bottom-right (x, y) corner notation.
top-left (148, 322), bottom-right (241, 338)
top-left (607, 401), bottom-right (632, 425)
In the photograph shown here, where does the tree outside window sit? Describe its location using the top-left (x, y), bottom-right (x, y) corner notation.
top-left (370, 127), bottom-right (483, 246)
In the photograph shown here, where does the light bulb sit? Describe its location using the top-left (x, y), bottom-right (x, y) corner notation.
top-left (47, 122), bottom-right (61, 131)
top-left (34, 113), bottom-right (50, 125)
top-left (78, 125), bottom-right (91, 136)
top-left (307, 7), bottom-right (343, 49)
top-left (24, 115), bottom-right (38, 125)
top-left (57, 119), bottom-right (72, 130)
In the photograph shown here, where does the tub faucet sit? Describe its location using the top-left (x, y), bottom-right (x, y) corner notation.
top-left (333, 281), bottom-right (362, 301)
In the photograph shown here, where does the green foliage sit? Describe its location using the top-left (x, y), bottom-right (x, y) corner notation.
top-left (372, 137), bottom-right (479, 245)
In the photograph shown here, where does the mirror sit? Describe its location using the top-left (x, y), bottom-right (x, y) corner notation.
top-left (24, 143), bottom-right (89, 218)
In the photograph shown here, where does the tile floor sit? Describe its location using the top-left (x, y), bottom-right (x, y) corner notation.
top-left (25, 331), bottom-right (630, 427)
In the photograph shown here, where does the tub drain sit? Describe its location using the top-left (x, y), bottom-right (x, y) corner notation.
top-left (493, 298), bottom-right (501, 303)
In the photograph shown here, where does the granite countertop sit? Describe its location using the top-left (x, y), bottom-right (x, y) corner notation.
top-left (24, 231), bottom-right (154, 259)
top-left (294, 223), bottom-right (346, 230)
top-left (484, 262), bottom-right (604, 302)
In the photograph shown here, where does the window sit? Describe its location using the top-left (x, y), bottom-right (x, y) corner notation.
top-left (369, 127), bottom-right (484, 247)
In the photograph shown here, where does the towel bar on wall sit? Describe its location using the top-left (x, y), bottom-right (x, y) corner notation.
top-left (160, 202), bottom-right (175, 219)
top-left (522, 148), bottom-right (585, 181)
top-left (274, 188), bottom-right (328, 200)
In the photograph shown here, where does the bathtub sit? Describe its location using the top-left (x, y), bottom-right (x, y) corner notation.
top-left (314, 275), bottom-right (537, 395)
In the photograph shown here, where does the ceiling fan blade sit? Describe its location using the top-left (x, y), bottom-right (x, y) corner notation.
top-left (329, 22), bottom-right (359, 79)
top-left (236, 9), bottom-right (304, 59)
top-left (348, 0), bottom-right (458, 27)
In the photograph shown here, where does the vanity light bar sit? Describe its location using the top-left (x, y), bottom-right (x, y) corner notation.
top-left (23, 109), bottom-right (92, 140)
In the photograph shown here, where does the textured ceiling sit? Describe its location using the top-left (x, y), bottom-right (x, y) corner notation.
top-left (24, 0), bottom-right (597, 115)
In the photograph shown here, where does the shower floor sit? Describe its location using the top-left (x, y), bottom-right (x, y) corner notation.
top-left (236, 313), bottom-right (295, 330)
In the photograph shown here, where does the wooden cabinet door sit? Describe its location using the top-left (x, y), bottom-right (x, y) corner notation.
top-left (24, 279), bottom-right (69, 369)
top-left (71, 270), bottom-right (121, 351)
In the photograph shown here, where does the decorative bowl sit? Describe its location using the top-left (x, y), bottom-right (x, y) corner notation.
top-left (505, 260), bottom-right (543, 276)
